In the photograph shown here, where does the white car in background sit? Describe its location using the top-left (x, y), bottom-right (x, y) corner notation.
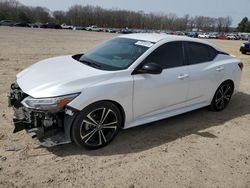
top-left (208, 32), bottom-right (218, 39)
top-left (8, 34), bottom-right (243, 149)
top-left (198, 33), bottom-right (210, 38)
top-left (86, 25), bottom-right (102, 32)
top-left (61, 23), bottom-right (73, 30)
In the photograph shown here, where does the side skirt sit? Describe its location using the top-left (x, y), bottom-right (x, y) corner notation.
top-left (124, 102), bottom-right (209, 129)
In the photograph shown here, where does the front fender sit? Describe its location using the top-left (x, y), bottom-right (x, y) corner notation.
top-left (67, 74), bottom-right (134, 124)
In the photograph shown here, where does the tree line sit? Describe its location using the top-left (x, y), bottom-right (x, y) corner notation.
top-left (0, 0), bottom-right (247, 32)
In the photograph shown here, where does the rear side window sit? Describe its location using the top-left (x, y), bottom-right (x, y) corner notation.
top-left (144, 41), bottom-right (184, 69)
top-left (185, 42), bottom-right (217, 65)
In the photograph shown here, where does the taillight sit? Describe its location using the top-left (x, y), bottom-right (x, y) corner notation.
top-left (238, 63), bottom-right (243, 71)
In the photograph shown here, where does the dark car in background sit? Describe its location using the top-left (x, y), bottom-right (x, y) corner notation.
top-left (40, 22), bottom-right (62, 29)
top-left (119, 28), bottom-right (133, 34)
top-left (0, 19), bottom-right (15, 26)
top-left (105, 28), bottom-right (118, 33)
top-left (46, 22), bottom-right (62, 29)
top-left (13, 22), bottom-right (30, 27)
top-left (240, 41), bottom-right (250, 54)
top-left (185, 32), bottom-right (198, 38)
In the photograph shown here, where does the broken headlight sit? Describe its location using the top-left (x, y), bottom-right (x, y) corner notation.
top-left (21, 93), bottom-right (79, 112)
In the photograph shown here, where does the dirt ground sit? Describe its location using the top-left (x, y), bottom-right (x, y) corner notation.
top-left (0, 27), bottom-right (250, 188)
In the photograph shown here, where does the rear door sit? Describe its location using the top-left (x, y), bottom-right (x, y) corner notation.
top-left (184, 42), bottom-right (223, 105)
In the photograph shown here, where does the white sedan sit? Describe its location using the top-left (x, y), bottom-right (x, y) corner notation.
top-left (198, 33), bottom-right (210, 39)
top-left (8, 34), bottom-right (243, 149)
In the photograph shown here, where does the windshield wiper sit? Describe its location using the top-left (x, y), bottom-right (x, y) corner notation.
top-left (79, 60), bottom-right (101, 68)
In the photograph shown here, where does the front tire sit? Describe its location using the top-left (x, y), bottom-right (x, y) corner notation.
top-left (210, 81), bottom-right (234, 111)
top-left (71, 101), bottom-right (122, 149)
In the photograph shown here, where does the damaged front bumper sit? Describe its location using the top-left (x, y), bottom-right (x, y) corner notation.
top-left (8, 83), bottom-right (78, 147)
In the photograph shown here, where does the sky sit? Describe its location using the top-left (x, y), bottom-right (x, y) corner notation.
top-left (18, 0), bottom-right (250, 26)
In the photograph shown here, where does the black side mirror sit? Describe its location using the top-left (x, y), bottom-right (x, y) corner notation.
top-left (134, 62), bottom-right (163, 75)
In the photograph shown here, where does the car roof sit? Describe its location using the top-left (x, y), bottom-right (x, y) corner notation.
top-left (119, 33), bottom-right (207, 43)
top-left (118, 33), bottom-right (225, 52)
top-left (118, 33), bottom-right (180, 43)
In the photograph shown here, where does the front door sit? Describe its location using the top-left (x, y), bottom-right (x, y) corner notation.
top-left (133, 41), bottom-right (189, 120)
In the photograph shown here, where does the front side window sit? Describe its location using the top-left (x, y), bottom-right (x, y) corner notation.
top-left (79, 38), bottom-right (150, 70)
top-left (143, 41), bottom-right (184, 69)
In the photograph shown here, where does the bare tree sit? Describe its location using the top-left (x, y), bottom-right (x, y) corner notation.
top-left (0, 0), bottom-right (233, 32)
top-left (224, 16), bottom-right (232, 32)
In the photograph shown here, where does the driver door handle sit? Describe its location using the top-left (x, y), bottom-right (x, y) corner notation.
top-left (216, 66), bottom-right (224, 71)
top-left (177, 74), bottom-right (189, 80)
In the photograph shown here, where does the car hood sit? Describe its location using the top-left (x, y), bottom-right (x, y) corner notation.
top-left (17, 55), bottom-right (115, 98)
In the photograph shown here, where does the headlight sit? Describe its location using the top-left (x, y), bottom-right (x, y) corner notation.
top-left (21, 93), bottom-right (79, 112)
top-left (241, 43), bottom-right (245, 47)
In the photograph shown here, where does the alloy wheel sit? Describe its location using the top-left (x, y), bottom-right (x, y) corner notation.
top-left (214, 83), bottom-right (233, 110)
top-left (79, 107), bottom-right (118, 147)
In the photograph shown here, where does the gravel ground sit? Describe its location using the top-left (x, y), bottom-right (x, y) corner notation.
top-left (0, 27), bottom-right (250, 188)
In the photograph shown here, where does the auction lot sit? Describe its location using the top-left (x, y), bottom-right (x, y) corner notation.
top-left (0, 27), bottom-right (249, 188)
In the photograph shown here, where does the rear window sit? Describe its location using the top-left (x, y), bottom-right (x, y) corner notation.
top-left (185, 42), bottom-right (217, 65)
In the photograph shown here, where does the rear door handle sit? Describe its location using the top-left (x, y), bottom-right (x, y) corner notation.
top-left (177, 74), bottom-right (189, 79)
top-left (216, 66), bottom-right (224, 71)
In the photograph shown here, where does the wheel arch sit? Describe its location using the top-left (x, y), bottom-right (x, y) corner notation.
top-left (221, 79), bottom-right (235, 91)
top-left (104, 100), bottom-right (126, 129)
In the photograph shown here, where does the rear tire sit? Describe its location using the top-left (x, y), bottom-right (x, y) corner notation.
top-left (71, 101), bottom-right (122, 149)
top-left (242, 51), bottom-right (246, 54)
top-left (210, 81), bottom-right (234, 111)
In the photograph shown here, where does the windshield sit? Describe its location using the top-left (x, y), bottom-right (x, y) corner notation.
top-left (79, 38), bottom-right (151, 70)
